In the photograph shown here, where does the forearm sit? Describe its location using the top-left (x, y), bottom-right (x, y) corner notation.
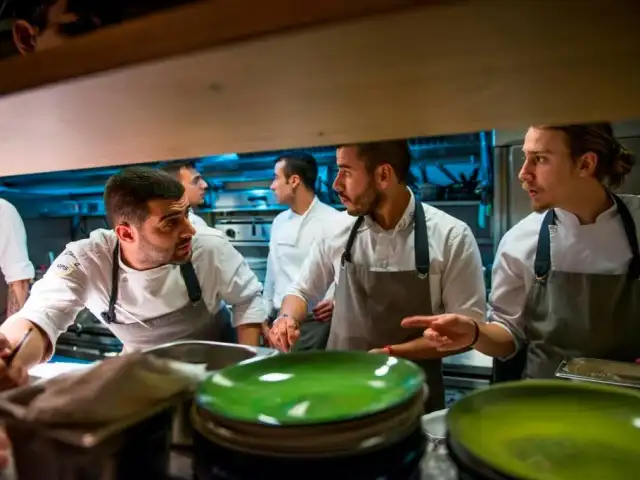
top-left (0, 318), bottom-right (50, 368)
top-left (474, 323), bottom-right (517, 358)
top-left (237, 324), bottom-right (261, 346)
top-left (279, 294), bottom-right (309, 322)
top-left (6, 280), bottom-right (30, 318)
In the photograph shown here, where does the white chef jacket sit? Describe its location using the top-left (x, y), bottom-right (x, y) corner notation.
top-left (0, 199), bottom-right (34, 284)
top-left (288, 189), bottom-right (486, 321)
top-left (5, 227), bottom-right (265, 349)
top-left (189, 210), bottom-right (209, 229)
top-left (264, 197), bottom-right (339, 312)
top-left (489, 194), bottom-right (640, 354)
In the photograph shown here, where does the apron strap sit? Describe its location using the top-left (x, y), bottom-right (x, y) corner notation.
top-left (534, 193), bottom-right (640, 279)
top-left (341, 216), bottom-right (365, 265)
top-left (101, 242), bottom-right (121, 324)
top-left (413, 199), bottom-right (430, 276)
top-left (180, 262), bottom-right (203, 303)
top-left (100, 241), bottom-right (203, 324)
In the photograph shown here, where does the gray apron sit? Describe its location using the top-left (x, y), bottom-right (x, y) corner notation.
top-left (268, 308), bottom-right (330, 352)
top-left (328, 200), bottom-right (445, 413)
top-left (101, 242), bottom-right (236, 352)
top-left (514, 194), bottom-right (640, 379)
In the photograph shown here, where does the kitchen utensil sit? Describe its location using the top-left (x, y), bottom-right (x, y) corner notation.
top-left (555, 357), bottom-right (640, 389)
top-left (447, 380), bottom-right (640, 480)
top-left (4, 329), bottom-right (33, 368)
top-left (195, 351), bottom-right (425, 426)
top-left (421, 408), bottom-right (448, 451)
top-left (142, 340), bottom-right (277, 446)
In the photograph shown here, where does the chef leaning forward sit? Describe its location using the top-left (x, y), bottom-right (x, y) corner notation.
top-left (0, 167), bottom-right (266, 388)
top-left (402, 122), bottom-right (640, 380)
top-left (269, 140), bottom-right (487, 413)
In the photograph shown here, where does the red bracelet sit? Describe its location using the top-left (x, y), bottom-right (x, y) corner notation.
top-left (383, 345), bottom-right (394, 355)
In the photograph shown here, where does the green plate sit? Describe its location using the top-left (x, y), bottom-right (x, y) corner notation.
top-left (448, 380), bottom-right (640, 480)
top-left (195, 351), bottom-right (424, 426)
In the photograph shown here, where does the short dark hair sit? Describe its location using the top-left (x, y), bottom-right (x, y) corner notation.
top-left (104, 167), bottom-right (185, 227)
top-left (339, 140), bottom-right (412, 183)
top-left (275, 153), bottom-right (318, 192)
top-left (543, 122), bottom-right (636, 189)
top-left (159, 160), bottom-right (197, 179)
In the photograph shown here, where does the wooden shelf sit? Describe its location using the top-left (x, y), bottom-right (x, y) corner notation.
top-left (0, 0), bottom-right (639, 176)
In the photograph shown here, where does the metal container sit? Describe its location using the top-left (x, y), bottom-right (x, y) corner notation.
top-left (555, 357), bottom-right (640, 389)
top-left (142, 340), bottom-right (277, 446)
top-left (0, 380), bottom-right (184, 480)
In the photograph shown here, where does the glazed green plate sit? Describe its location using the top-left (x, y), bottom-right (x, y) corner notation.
top-left (448, 380), bottom-right (640, 480)
top-left (195, 351), bottom-right (424, 426)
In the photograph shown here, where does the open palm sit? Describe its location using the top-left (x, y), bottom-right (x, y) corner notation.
top-left (401, 314), bottom-right (476, 351)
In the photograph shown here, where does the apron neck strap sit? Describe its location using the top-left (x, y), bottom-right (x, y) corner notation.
top-left (339, 197), bottom-right (430, 276)
top-left (101, 241), bottom-right (203, 324)
top-left (533, 193), bottom-right (640, 279)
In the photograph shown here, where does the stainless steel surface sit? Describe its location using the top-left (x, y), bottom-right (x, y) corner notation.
top-left (421, 409), bottom-right (448, 450)
top-left (555, 357), bottom-right (640, 389)
top-left (214, 218), bottom-right (272, 243)
top-left (142, 340), bottom-right (277, 446)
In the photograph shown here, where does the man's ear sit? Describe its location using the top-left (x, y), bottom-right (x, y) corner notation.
top-left (12, 20), bottom-right (38, 55)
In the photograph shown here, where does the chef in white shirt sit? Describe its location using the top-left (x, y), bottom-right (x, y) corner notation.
top-left (0, 199), bottom-right (34, 322)
top-left (0, 167), bottom-right (265, 388)
top-left (403, 123), bottom-right (640, 380)
top-left (161, 160), bottom-right (210, 228)
top-left (264, 153), bottom-right (340, 350)
top-left (270, 140), bottom-right (486, 412)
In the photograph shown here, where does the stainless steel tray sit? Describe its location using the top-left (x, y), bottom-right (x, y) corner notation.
top-left (555, 358), bottom-right (640, 389)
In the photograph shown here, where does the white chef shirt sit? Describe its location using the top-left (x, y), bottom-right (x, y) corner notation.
top-left (6, 227), bottom-right (265, 349)
top-left (0, 199), bottom-right (35, 284)
top-left (264, 197), bottom-right (339, 312)
top-left (288, 189), bottom-right (486, 321)
top-left (189, 210), bottom-right (209, 229)
top-left (489, 194), bottom-right (640, 354)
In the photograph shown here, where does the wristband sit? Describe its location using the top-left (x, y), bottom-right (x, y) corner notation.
top-left (383, 345), bottom-right (394, 355)
top-left (468, 320), bottom-right (480, 348)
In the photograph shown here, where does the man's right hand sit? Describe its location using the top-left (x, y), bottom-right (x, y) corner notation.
top-left (401, 314), bottom-right (478, 352)
top-left (0, 334), bottom-right (28, 390)
top-left (268, 316), bottom-right (301, 352)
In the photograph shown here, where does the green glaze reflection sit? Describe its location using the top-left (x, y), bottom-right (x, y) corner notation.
top-left (195, 351), bottom-right (424, 425)
top-left (448, 380), bottom-right (640, 480)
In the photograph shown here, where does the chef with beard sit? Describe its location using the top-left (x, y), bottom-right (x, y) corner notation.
top-left (401, 123), bottom-right (640, 381)
top-left (269, 140), bottom-right (486, 412)
top-left (0, 167), bottom-right (265, 389)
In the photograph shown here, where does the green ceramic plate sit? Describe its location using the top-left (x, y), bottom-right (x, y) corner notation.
top-left (448, 380), bottom-right (640, 480)
top-left (195, 351), bottom-right (425, 426)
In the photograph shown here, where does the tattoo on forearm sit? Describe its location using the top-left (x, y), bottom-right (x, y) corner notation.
top-left (6, 280), bottom-right (29, 318)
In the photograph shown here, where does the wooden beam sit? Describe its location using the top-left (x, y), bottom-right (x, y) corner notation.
top-left (0, 0), bottom-right (639, 176)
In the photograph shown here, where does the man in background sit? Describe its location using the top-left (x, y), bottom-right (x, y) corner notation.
top-left (0, 198), bottom-right (34, 322)
top-left (265, 153), bottom-right (339, 350)
top-left (161, 160), bottom-right (210, 229)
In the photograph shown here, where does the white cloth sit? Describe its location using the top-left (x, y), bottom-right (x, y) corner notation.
top-left (0, 199), bottom-right (34, 283)
top-left (188, 210), bottom-right (209, 229)
top-left (264, 198), bottom-right (339, 312)
top-left (489, 194), bottom-right (640, 352)
top-left (6, 228), bottom-right (265, 349)
top-left (288, 189), bottom-right (486, 321)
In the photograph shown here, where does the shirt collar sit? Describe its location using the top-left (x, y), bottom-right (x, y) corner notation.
top-left (363, 187), bottom-right (416, 233)
top-left (554, 194), bottom-right (619, 228)
top-left (287, 196), bottom-right (319, 220)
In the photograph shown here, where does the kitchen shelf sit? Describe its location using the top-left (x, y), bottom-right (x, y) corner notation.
top-left (230, 241), bottom-right (270, 247)
top-left (1, 0), bottom-right (638, 176)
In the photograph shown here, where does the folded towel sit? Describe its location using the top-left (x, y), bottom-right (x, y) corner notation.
top-left (23, 353), bottom-right (207, 425)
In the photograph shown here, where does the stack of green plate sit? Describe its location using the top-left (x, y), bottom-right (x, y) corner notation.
top-left (191, 351), bottom-right (426, 460)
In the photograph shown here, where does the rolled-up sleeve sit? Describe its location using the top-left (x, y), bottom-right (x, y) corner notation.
top-left (0, 201), bottom-right (34, 283)
top-left (441, 224), bottom-right (486, 323)
top-left (5, 249), bottom-right (87, 349)
top-left (487, 235), bottom-right (527, 358)
top-left (215, 238), bottom-right (266, 326)
top-left (287, 238), bottom-right (335, 307)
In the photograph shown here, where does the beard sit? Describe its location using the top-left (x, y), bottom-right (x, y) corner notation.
top-left (343, 186), bottom-right (382, 217)
top-left (137, 233), bottom-right (191, 268)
